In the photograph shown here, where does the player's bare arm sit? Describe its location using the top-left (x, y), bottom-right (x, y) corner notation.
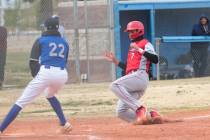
top-left (104, 51), bottom-right (119, 65)
top-left (104, 51), bottom-right (126, 70)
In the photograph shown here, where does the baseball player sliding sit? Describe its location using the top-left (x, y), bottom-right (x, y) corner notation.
top-left (0, 16), bottom-right (72, 134)
top-left (105, 21), bottom-right (165, 125)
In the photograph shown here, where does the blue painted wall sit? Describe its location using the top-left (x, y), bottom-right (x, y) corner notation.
top-left (119, 8), bottom-right (210, 69)
top-left (156, 8), bottom-right (210, 66)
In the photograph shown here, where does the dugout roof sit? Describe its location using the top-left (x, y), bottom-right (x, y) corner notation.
top-left (117, 0), bottom-right (210, 10)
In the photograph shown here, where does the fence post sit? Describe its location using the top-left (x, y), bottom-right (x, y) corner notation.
top-left (73, 0), bottom-right (81, 83)
top-left (150, 9), bottom-right (157, 79)
top-left (0, 26), bottom-right (7, 89)
top-left (84, 0), bottom-right (90, 82)
top-left (155, 38), bottom-right (161, 80)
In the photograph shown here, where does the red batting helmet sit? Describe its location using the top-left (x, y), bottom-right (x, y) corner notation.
top-left (124, 21), bottom-right (144, 39)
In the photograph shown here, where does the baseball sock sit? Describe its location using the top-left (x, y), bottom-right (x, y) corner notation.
top-left (0, 104), bottom-right (22, 132)
top-left (47, 96), bottom-right (66, 126)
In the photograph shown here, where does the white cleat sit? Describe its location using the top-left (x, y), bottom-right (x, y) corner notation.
top-left (56, 122), bottom-right (72, 134)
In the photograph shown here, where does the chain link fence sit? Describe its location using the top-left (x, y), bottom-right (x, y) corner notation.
top-left (156, 37), bottom-right (210, 80)
top-left (0, 0), bottom-right (114, 87)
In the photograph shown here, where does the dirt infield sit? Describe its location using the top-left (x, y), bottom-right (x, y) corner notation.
top-left (1, 110), bottom-right (210, 140)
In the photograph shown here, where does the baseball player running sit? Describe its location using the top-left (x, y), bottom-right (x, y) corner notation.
top-left (0, 16), bottom-right (72, 134)
top-left (105, 21), bottom-right (160, 125)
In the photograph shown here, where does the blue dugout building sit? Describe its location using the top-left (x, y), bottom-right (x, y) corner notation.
top-left (113, 0), bottom-right (210, 79)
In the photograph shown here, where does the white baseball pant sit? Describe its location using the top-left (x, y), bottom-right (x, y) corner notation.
top-left (16, 65), bottom-right (68, 108)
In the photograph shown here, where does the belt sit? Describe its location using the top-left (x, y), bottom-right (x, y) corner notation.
top-left (128, 69), bottom-right (138, 74)
top-left (127, 69), bottom-right (147, 75)
top-left (44, 65), bottom-right (65, 70)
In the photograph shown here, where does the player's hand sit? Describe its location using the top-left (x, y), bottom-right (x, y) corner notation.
top-left (130, 42), bottom-right (139, 50)
top-left (104, 51), bottom-right (115, 62)
top-left (104, 51), bottom-right (119, 65)
top-left (130, 43), bottom-right (145, 54)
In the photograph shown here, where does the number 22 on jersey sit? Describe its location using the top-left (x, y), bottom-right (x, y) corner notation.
top-left (49, 42), bottom-right (65, 58)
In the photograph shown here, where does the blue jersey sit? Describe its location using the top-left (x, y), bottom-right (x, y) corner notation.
top-left (30, 32), bottom-right (69, 69)
top-left (39, 36), bottom-right (69, 68)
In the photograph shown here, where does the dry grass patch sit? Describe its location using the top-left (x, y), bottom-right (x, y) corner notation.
top-left (1, 77), bottom-right (210, 119)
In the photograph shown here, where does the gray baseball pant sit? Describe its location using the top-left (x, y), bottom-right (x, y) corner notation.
top-left (110, 70), bottom-right (149, 122)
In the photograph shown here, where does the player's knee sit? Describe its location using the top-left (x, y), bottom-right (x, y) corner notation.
top-left (116, 111), bottom-right (133, 123)
top-left (16, 96), bottom-right (35, 108)
top-left (116, 110), bottom-right (123, 118)
top-left (116, 112), bottom-right (123, 119)
top-left (45, 94), bottom-right (55, 99)
top-left (109, 82), bottom-right (118, 92)
top-left (15, 101), bottom-right (25, 109)
top-left (116, 107), bottom-right (126, 117)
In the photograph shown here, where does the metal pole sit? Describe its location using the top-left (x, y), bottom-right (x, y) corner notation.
top-left (108, 0), bottom-right (116, 81)
top-left (84, 0), bottom-right (90, 82)
top-left (0, 0), bottom-right (4, 26)
top-left (113, 0), bottom-right (121, 79)
top-left (150, 9), bottom-right (156, 79)
top-left (73, 0), bottom-right (81, 82)
top-left (155, 38), bottom-right (161, 80)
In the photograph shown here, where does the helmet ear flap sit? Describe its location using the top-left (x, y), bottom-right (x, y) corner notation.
top-left (138, 30), bottom-right (143, 35)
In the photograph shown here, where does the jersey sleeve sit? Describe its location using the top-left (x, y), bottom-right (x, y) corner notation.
top-left (30, 39), bottom-right (41, 61)
top-left (29, 38), bottom-right (41, 77)
top-left (143, 42), bottom-right (159, 64)
top-left (118, 61), bottom-right (126, 70)
top-left (144, 42), bottom-right (157, 55)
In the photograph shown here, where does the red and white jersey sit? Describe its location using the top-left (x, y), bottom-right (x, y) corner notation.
top-left (126, 39), bottom-right (157, 74)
